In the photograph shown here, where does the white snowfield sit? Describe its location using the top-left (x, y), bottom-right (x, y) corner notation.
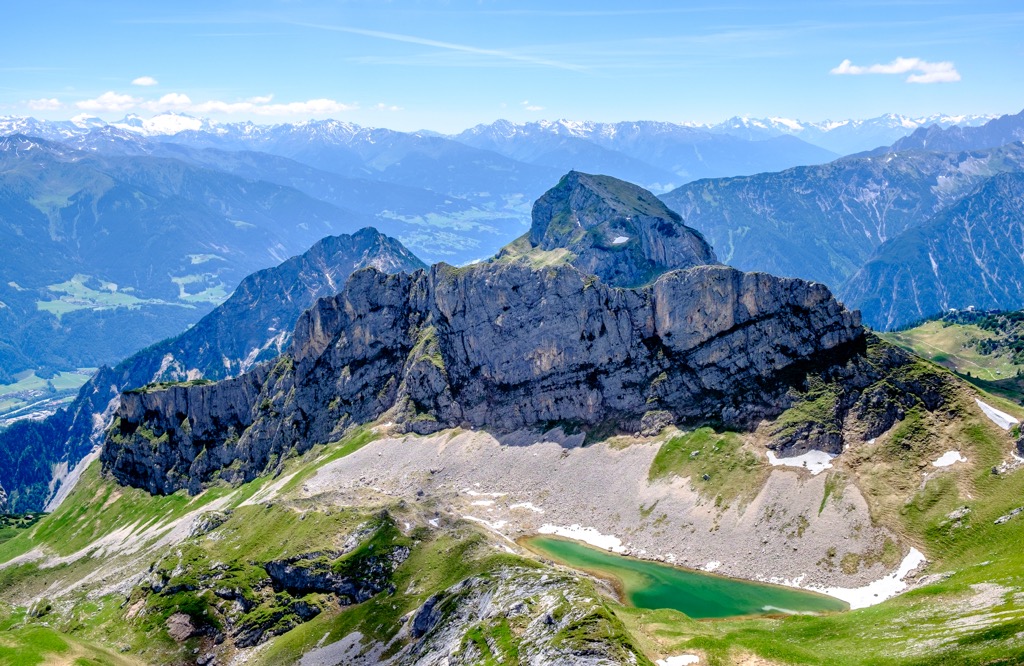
top-left (612, 236), bottom-right (630, 244)
top-left (806, 547), bottom-right (926, 609)
top-left (932, 451), bottom-right (967, 467)
top-left (976, 399), bottom-right (1019, 430)
top-left (537, 524), bottom-right (625, 553)
top-left (656, 656), bottom-right (700, 666)
top-left (766, 449), bottom-right (835, 475)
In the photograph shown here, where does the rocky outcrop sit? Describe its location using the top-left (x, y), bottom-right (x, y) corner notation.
top-left (0, 482), bottom-right (7, 513)
top-left (507, 170), bottom-right (716, 287)
top-left (103, 369), bottom-right (269, 495)
top-left (264, 545), bottom-right (409, 603)
top-left (103, 257), bottom-right (862, 494)
top-left (373, 566), bottom-right (648, 665)
top-left (767, 337), bottom-right (950, 456)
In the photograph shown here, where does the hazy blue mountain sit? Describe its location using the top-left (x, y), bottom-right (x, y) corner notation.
top-left (660, 142), bottom-right (1024, 291)
top-left (841, 172), bottom-right (1024, 330)
top-left (0, 134), bottom-right (371, 378)
top-left (0, 228), bottom-right (424, 512)
top-left (453, 119), bottom-right (838, 190)
top-left (165, 119), bottom-right (561, 203)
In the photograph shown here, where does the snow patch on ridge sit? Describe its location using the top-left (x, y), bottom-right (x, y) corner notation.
top-left (932, 451), bottom-right (967, 467)
top-left (976, 399), bottom-right (1019, 430)
top-left (766, 449), bottom-right (835, 475)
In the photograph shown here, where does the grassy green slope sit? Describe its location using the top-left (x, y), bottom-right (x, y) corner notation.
top-left (0, 428), bottom-right (648, 665)
top-left (884, 317), bottom-right (1024, 403)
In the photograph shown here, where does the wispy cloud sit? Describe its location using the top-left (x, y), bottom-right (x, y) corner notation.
top-left (830, 57), bottom-right (961, 83)
top-left (374, 103), bottom-right (402, 112)
top-left (132, 76), bottom-right (159, 86)
top-left (27, 98), bottom-right (62, 111)
top-left (73, 90), bottom-right (356, 116)
top-left (289, 22), bottom-right (586, 72)
top-left (521, 100), bottom-right (544, 112)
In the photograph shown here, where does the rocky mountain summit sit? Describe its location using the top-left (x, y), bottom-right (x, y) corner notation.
top-left (123, 227), bottom-right (426, 383)
top-left (102, 172), bottom-right (863, 495)
top-left (501, 171), bottom-right (716, 287)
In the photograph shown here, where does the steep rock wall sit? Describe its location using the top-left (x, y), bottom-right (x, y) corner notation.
top-left (102, 260), bottom-right (862, 494)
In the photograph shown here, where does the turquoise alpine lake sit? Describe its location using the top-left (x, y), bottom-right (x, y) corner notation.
top-left (524, 536), bottom-right (849, 619)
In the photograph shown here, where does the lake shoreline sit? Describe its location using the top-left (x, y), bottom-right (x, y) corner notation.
top-left (519, 533), bottom-right (850, 620)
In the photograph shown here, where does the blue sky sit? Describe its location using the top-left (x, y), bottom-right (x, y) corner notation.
top-left (2, 0), bottom-right (1021, 132)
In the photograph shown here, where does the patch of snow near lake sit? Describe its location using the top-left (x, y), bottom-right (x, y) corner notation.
top-left (657, 656), bottom-right (700, 666)
top-left (976, 399), bottom-right (1019, 430)
top-left (766, 450), bottom-right (835, 475)
top-left (538, 524), bottom-right (625, 553)
top-left (510, 502), bottom-right (544, 513)
top-left (933, 451), bottom-right (967, 467)
top-left (806, 547), bottom-right (926, 609)
top-left (612, 236), bottom-right (630, 244)
top-left (702, 561), bottom-right (721, 572)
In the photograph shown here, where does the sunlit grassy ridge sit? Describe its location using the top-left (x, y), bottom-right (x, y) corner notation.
top-left (884, 318), bottom-right (1024, 403)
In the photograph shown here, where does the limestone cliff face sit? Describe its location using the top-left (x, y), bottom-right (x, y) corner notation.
top-left (104, 369), bottom-right (270, 494)
top-left (102, 258), bottom-right (862, 494)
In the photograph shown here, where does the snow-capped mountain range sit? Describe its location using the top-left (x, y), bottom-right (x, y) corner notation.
top-left (0, 111), bottom-right (996, 156)
top-left (696, 113), bottom-right (995, 153)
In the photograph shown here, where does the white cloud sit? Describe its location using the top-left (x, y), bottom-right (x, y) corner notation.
top-left (521, 100), bottom-right (544, 111)
top-left (830, 57), bottom-right (960, 84)
top-left (68, 90), bottom-right (355, 118)
top-left (190, 97), bottom-right (356, 116)
top-left (27, 98), bottom-right (61, 110)
top-left (132, 76), bottom-right (159, 86)
top-left (141, 93), bottom-right (193, 112)
top-left (374, 103), bottom-right (402, 112)
top-left (76, 91), bottom-right (141, 112)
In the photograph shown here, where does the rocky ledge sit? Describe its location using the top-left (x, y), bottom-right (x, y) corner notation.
top-left (101, 256), bottom-right (862, 495)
